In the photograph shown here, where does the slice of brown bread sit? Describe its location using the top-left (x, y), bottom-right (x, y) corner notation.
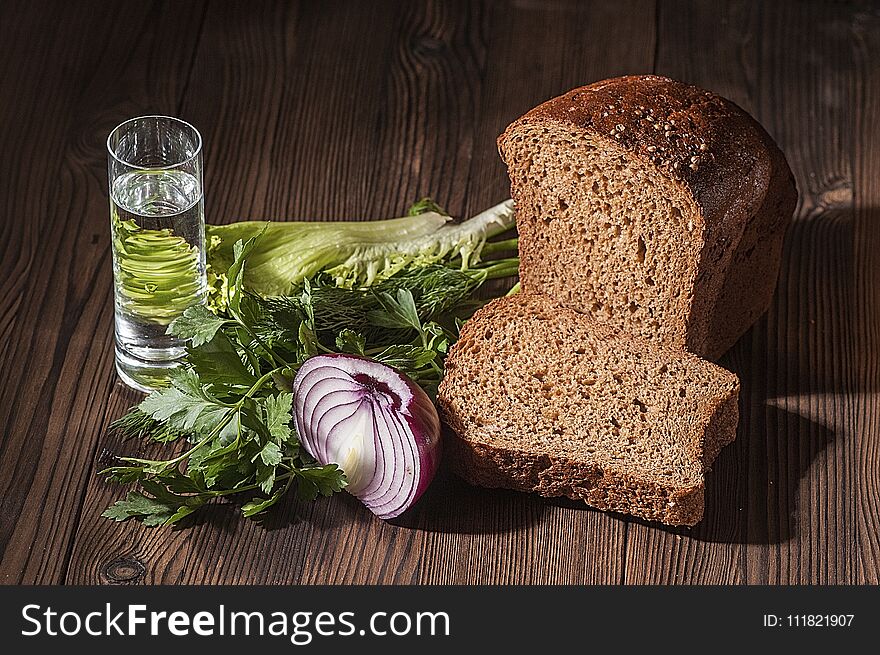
top-left (437, 293), bottom-right (740, 526)
top-left (498, 75), bottom-right (797, 360)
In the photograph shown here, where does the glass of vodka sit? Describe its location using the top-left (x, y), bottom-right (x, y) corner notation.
top-left (107, 116), bottom-right (206, 392)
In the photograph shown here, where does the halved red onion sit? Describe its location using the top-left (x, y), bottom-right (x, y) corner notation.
top-left (292, 354), bottom-right (441, 519)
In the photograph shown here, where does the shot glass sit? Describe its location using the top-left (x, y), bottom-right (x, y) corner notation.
top-left (107, 116), bottom-right (206, 392)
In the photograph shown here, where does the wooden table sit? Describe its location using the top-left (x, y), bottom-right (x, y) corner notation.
top-left (2, 0), bottom-right (878, 585)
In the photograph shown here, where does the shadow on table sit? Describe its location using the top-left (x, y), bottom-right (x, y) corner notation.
top-left (390, 463), bottom-right (544, 535)
top-left (543, 206), bottom-right (858, 544)
top-left (173, 488), bottom-right (351, 533)
top-left (393, 316), bottom-right (841, 542)
top-left (655, 405), bottom-right (834, 545)
top-left (682, 206), bottom-right (854, 544)
top-left (539, 368), bottom-right (837, 546)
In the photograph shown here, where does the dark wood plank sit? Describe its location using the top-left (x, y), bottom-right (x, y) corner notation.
top-left (0, 0), bottom-right (208, 584)
top-left (851, 4), bottom-right (880, 584)
top-left (0, 0), bottom-right (59, 367)
top-left (65, 384), bottom-right (199, 585)
top-left (624, 0), bottom-right (864, 584)
top-left (727, 0), bottom-right (862, 584)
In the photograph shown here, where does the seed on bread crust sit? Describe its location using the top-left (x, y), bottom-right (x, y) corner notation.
top-left (497, 74), bottom-right (798, 360)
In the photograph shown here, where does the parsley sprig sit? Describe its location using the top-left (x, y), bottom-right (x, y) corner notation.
top-left (102, 234), bottom-right (347, 526)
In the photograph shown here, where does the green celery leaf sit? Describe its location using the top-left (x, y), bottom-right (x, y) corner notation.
top-left (205, 199), bottom-right (515, 294)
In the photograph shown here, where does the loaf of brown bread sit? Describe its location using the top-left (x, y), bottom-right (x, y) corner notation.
top-left (437, 293), bottom-right (740, 526)
top-left (498, 75), bottom-right (797, 360)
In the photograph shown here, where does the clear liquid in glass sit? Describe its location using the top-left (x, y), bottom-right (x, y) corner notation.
top-left (110, 169), bottom-right (206, 392)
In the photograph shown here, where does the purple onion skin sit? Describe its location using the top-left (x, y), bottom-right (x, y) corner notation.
top-left (400, 382), bottom-right (442, 507)
top-left (292, 354), bottom-right (441, 519)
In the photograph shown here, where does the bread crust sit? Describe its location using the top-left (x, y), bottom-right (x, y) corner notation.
top-left (444, 433), bottom-right (707, 526)
top-left (498, 75), bottom-right (797, 359)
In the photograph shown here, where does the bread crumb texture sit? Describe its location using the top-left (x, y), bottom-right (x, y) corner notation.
top-left (437, 293), bottom-right (740, 526)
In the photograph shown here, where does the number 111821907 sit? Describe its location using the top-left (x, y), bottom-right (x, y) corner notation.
top-left (763, 614), bottom-right (855, 628)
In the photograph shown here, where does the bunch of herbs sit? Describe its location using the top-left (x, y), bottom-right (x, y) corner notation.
top-left (102, 200), bottom-right (517, 526)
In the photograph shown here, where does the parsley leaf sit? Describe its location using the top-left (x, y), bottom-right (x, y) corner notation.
top-left (263, 393), bottom-right (293, 441)
top-left (101, 491), bottom-right (179, 526)
top-left (186, 332), bottom-right (258, 389)
top-left (257, 442), bottom-right (283, 467)
top-left (255, 462), bottom-right (277, 494)
top-left (336, 329), bottom-right (366, 355)
top-left (296, 464), bottom-right (347, 501)
top-left (241, 490), bottom-right (285, 517)
top-left (167, 304), bottom-right (229, 347)
top-left (369, 288), bottom-right (422, 330)
top-left (373, 344), bottom-right (438, 371)
top-left (138, 369), bottom-right (236, 439)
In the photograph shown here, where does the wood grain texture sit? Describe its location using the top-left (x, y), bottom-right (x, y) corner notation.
top-left (0, 0), bottom-right (208, 584)
top-left (2, 0), bottom-right (878, 585)
top-left (66, 383), bottom-right (197, 585)
top-left (413, 0), bottom-right (656, 584)
top-left (624, 0), bottom-right (869, 585)
top-left (748, 0), bottom-right (861, 585)
top-left (851, 4), bottom-right (880, 584)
